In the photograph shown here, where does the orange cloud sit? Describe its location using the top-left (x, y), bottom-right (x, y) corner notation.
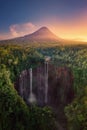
top-left (0, 22), bottom-right (36, 40)
top-left (0, 10), bottom-right (87, 42)
top-left (10, 22), bottom-right (36, 37)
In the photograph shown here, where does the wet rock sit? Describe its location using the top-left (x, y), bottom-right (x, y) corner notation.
top-left (14, 64), bottom-right (74, 130)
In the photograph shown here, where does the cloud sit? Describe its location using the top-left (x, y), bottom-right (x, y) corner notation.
top-left (9, 22), bottom-right (36, 37)
top-left (0, 22), bottom-right (36, 40)
top-left (0, 10), bottom-right (87, 41)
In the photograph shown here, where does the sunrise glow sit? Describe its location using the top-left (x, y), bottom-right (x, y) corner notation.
top-left (0, 0), bottom-right (87, 43)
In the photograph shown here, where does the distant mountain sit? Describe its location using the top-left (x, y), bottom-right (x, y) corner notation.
top-left (0, 27), bottom-right (86, 46)
top-left (24, 27), bottom-right (59, 40)
top-left (0, 27), bottom-right (61, 45)
top-left (14, 26), bottom-right (60, 43)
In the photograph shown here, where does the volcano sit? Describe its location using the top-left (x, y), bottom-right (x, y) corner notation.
top-left (0, 26), bottom-right (61, 44)
top-left (23, 27), bottom-right (59, 41)
top-left (14, 26), bottom-right (61, 43)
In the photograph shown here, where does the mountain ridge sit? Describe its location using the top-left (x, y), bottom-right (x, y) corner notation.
top-left (23, 26), bottom-right (59, 40)
top-left (15, 26), bottom-right (60, 43)
top-left (0, 26), bottom-right (61, 44)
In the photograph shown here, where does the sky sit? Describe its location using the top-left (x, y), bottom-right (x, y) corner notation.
top-left (0, 0), bottom-right (87, 41)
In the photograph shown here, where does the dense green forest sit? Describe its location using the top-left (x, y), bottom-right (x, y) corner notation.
top-left (0, 43), bottom-right (87, 130)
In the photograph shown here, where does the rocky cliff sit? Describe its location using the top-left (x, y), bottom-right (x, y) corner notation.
top-left (14, 63), bottom-right (74, 130)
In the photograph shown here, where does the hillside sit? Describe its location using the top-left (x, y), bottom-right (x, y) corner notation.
top-left (0, 27), bottom-right (61, 45)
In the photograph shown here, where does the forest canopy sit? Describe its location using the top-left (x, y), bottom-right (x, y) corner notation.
top-left (0, 43), bottom-right (87, 130)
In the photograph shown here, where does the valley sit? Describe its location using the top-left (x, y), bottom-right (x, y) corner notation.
top-left (0, 27), bottom-right (87, 130)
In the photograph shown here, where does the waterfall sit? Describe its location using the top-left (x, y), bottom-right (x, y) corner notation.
top-left (28, 68), bottom-right (36, 104)
top-left (19, 72), bottom-right (24, 99)
top-left (45, 61), bottom-right (48, 104)
top-left (30, 68), bottom-right (32, 94)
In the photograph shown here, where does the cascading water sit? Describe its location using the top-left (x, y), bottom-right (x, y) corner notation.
top-left (28, 68), bottom-right (36, 104)
top-left (45, 61), bottom-right (48, 104)
top-left (19, 57), bottom-right (50, 105)
top-left (30, 68), bottom-right (32, 95)
top-left (19, 71), bottom-right (25, 99)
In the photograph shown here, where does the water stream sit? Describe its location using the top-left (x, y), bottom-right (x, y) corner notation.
top-left (45, 61), bottom-right (48, 104)
top-left (28, 68), bottom-right (36, 104)
top-left (19, 72), bottom-right (24, 98)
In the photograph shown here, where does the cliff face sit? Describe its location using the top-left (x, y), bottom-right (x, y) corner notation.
top-left (15, 63), bottom-right (74, 107)
top-left (14, 64), bottom-right (74, 129)
top-left (48, 65), bottom-right (74, 108)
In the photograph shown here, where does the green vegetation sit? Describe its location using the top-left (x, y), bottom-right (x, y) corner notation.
top-left (0, 44), bottom-right (57, 130)
top-left (0, 43), bottom-right (87, 130)
top-left (38, 45), bottom-right (87, 130)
